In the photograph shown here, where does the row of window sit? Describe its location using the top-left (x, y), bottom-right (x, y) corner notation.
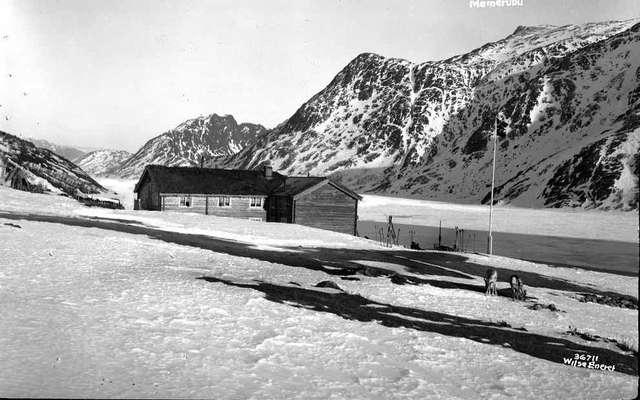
top-left (178, 196), bottom-right (263, 208)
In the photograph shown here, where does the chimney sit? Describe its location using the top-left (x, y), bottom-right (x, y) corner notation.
top-left (263, 161), bottom-right (273, 180)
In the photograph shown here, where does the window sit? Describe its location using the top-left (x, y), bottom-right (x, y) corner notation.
top-left (179, 196), bottom-right (191, 207)
top-left (250, 197), bottom-right (263, 208)
top-left (248, 217), bottom-right (262, 222)
top-left (217, 196), bottom-right (230, 207)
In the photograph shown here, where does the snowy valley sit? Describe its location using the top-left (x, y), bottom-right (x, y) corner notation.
top-left (1, 9), bottom-right (639, 399)
top-left (11, 20), bottom-right (639, 211)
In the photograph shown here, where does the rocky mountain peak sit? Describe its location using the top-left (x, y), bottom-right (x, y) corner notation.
top-left (225, 19), bottom-right (640, 210)
top-left (115, 113), bottom-right (267, 178)
top-left (511, 25), bottom-right (555, 36)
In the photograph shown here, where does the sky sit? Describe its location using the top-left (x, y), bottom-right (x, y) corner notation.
top-left (1, 0), bottom-right (638, 152)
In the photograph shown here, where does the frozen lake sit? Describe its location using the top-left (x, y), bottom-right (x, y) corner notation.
top-left (358, 220), bottom-right (638, 275)
top-left (359, 195), bottom-right (638, 243)
top-left (358, 195), bottom-right (639, 275)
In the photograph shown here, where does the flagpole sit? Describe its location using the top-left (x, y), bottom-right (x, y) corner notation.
top-left (488, 117), bottom-right (498, 255)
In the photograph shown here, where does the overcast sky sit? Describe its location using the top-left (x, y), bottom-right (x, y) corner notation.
top-left (1, 0), bottom-right (638, 152)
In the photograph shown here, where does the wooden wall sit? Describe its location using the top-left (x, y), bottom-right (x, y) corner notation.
top-left (266, 195), bottom-right (292, 222)
top-left (161, 194), bottom-right (267, 220)
top-left (137, 176), bottom-right (161, 211)
top-left (294, 183), bottom-right (357, 235)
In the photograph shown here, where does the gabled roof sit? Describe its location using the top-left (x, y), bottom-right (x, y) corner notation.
top-left (274, 176), bottom-right (326, 196)
top-left (134, 165), bottom-right (362, 200)
top-left (274, 176), bottom-right (362, 200)
top-left (134, 165), bottom-right (284, 196)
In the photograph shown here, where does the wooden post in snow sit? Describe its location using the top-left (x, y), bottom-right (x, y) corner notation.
top-left (488, 117), bottom-right (498, 255)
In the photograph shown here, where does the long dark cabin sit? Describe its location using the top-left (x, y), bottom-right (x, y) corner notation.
top-left (134, 164), bottom-right (361, 235)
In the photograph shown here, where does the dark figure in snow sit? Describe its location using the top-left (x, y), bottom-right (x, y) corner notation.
top-left (484, 269), bottom-right (498, 296)
top-left (410, 241), bottom-right (422, 250)
top-left (510, 275), bottom-right (526, 301)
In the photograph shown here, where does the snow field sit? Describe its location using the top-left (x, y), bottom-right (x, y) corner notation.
top-left (351, 258), bottom-right (637, 350)
top-left (0, 216), bottom-right (637, 399)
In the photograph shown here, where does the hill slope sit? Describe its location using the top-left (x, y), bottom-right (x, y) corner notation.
top-left (226, 19), bottom-right (639, 210)
top-left (28, 138), bottom-right (90, 163)
top-left (1, 131), bottom-right (108, 196)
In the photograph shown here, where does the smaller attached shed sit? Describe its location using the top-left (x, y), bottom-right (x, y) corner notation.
top-left (269, 177), bottom-right (362, 235)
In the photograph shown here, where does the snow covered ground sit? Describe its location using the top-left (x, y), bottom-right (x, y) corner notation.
top-left (0, 187), bottom-right (638, 399)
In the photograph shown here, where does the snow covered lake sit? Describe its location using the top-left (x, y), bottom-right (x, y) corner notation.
top-left (358, 221), bottom-right (638, 275)
top-left (358, 195), bottom-right (639, 275)
top-left (358, 195), bottom-right (638, 243)
top-left (0, 187), bottom-right (637, 398)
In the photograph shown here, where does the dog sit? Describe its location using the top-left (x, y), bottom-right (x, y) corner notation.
top-left (510, 275), bottom-right (526, 301)
top-left (484, 269), bottom-right (498, 296)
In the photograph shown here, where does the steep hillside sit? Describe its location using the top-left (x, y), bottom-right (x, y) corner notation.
top-left (116, 114), bottom-right (266, 178)
top-left (76, 150), bottom-right (132, 177)
top-left (0, 131), bottom-right (110, 197)
top-left (227, 19), bottom-right (639, 210)
top-left (28, 138), bottom-right (90, 163)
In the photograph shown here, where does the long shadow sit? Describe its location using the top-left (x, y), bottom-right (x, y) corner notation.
top-left (0, 211), bottom-right (636, 305)
top-left (198, 276), bottom-right (638, 376)
top-left (406, 251), bottom-right (639, 305)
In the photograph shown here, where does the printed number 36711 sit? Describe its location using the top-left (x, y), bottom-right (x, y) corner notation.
top-left (574, 353), bottom-right (599, 362)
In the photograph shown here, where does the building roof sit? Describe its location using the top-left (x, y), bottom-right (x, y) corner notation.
top-left (275, 176), bottom-right (362, 200)
top-left (134, 165), bottom-right (284, 196)
top-left (134, 165), bottom-right (362, 200)
top-left (275, 176), bottom-right (326, 196)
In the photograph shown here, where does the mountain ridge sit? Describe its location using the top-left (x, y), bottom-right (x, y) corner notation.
top-left (115, 113), bottom-right (267, 178)
top-left (104, 19), bottom-right (638, 210)
top-left (76, 150), bottom-right (133, 177)
top-left (222, 18), bottom-right (639, 210)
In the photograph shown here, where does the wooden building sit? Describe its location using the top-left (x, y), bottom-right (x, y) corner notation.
top-left (133, 164), bottom-right (362, 235)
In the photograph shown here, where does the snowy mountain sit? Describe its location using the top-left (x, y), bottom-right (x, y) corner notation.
top-left (226, 19), bottom-right (639, 210)
top-left (116, 114), bottom-right (267, 178)
top-left (0, 131), bottom-right (109, 196)
top-left (76, 150), bottom-right (132, 177)
top-left (28, 138), bottom-right (90, 163)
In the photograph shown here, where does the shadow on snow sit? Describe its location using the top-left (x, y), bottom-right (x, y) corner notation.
top-left (2, 211), bottom-right (637, 375)
top-left (0, 212), bottom-right (635, 304)
top-left (198, 276), bottom-right (638, 376)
